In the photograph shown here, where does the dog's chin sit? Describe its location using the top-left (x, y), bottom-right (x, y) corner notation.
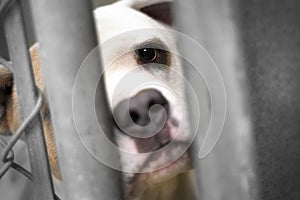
top-left (124, 149), bottom-right (193, 199)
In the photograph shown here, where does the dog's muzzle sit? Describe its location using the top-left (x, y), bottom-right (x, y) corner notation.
top-left (113, 89), bottom-right (173, 153)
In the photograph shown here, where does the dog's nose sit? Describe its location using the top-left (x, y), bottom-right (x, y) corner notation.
top-left (113, 89), bottom-right (169, 129)
top-left (129, 89), bottom-right (169, 126)
top-left (113, 89), bottom-right (172, 152)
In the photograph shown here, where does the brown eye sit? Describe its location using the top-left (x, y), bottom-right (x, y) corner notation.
top-left (137, 48), bottom-right (158, 63)
top-left (135, 43), bottom-right (170, 66)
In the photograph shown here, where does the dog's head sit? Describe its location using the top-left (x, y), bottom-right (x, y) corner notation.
top-left (94, 0), bottom-right (194, 198)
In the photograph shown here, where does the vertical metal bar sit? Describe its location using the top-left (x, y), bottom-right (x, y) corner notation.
top-left (0, 19), bottom-right (9, 59)
top-left (3, 1), bottom-right (55, 200)
top-left (28, 0), bottom-right (123, 199)
top-left (174, 0), bottom-right (258, 200)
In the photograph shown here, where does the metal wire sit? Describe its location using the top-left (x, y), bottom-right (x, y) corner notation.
top-left (1, 1), bottom-right (59, 199)
top-left (0, 138), bottom-right (14, 178)
top-left (0, 61), bottom-right (61, 200)
top-left (0, 82), bottom-right (43, 180)
top-left (0, 57), bottom-right (12, 70)
top-left (0, 138), bottom-right (33, 181)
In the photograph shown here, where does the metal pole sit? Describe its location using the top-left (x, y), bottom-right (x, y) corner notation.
top-left (3, 1), bottom-right (55, 199)
top-left (174, 0), bottom-right (258, 200)
top-left (28, 0), bottom-right (123, 199)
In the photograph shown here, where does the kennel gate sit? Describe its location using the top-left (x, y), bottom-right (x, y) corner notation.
top-left (0, 0), bottom-right (257, 199)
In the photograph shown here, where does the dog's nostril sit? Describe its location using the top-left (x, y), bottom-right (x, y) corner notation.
top-left (148, 100), bottom-right (156, 109)
top-left (129, 111), bottom-right (139, 123)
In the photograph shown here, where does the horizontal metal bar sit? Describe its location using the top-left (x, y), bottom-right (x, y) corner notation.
top-left (3, 1), bottom-right (55, 199)
top-left (28, 0), bottom-right (123, 199)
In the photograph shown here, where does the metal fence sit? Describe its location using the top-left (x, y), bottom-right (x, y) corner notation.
top-left (0, 0), bottom-right (258, 199)
top-left (0, 0), bottom-right (122, 199)
top-left (0, 0), bottom-right (56, 199)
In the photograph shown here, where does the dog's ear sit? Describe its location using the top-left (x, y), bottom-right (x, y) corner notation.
top-left (0, 65), bottom-right (13, 126)
top-left (121, 0), bottom-right (173, 26)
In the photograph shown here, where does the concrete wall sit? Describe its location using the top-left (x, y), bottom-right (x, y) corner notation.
top-left (236, 1), bottom-right (300, 199)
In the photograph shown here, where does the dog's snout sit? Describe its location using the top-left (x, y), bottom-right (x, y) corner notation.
top-left (129, 89), bottom-right (169, 126)
top-left (113, 89), bottom-right (172, 152)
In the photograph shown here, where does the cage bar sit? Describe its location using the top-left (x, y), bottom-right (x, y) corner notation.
top-left (28, 0), bottom-right (123, 199)
top-left (2, 1), bottom-right (56, 199)
top-left (174, 0), bottom-right (258, 199)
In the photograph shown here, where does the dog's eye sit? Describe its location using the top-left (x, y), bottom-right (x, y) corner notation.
top-left (137, 48), bottom-right (158, 63)
top-left (136, 48), bottom-right (168, 65)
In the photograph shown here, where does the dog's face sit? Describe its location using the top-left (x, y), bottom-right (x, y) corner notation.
top-left (0, 1), bottom-right (196, 199)
top-left (94, 1), bottom-right (194, 198)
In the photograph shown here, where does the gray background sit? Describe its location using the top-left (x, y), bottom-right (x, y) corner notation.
top-left (236, 0), bottom-right (300, 199)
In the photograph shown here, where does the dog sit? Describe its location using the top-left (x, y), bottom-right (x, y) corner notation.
top-left (0, 0), bottom-right (198, 199)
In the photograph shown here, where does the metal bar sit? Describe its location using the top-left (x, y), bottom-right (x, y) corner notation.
top-left (28, 0), bottom-right (123, 199)
top-left (0, 0), bottom-right (16, 16)
top-left (0, 19), bottom-right (9, 59)
top-left (3, 1), bottom-right (56, 199)
top-left (174, 0), bottom-right (258, 200)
